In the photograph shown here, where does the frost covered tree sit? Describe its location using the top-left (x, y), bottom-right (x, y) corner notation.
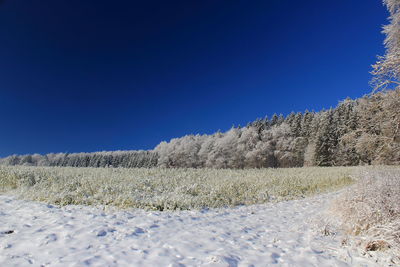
top-left (314, 110), bottom-right (340, 166)
top-left (0, 151), bottom-right (158, 168)
top-left (362, 0), bottom-right (400, 164)
top-left (372, 0), bottom-right (400, 91)
top-left (355, 90), bottom-right (400, 164)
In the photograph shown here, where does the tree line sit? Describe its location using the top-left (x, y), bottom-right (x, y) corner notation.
top-left (1, 89), bottom-right (398, 169)
top-left (155, 89), bottom-right (399, 168)
top-left (0, 151), bottom-right (158, 168)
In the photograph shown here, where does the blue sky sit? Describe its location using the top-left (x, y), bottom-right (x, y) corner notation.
top-left (0, 0), bottom-right (388, 156)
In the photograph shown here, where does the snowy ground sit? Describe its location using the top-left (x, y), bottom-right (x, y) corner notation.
top-left (0, 192), bottom-right (386, 267)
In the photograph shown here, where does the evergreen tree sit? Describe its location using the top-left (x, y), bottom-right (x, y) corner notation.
top-left (314, 110), bottom-right (339, 166)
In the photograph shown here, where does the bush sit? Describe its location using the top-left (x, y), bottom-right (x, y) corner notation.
top-left (332, 167), bottom-right (400, 252)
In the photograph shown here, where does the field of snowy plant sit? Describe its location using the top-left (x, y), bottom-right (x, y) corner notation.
top-left (0, 166), bottom-right (355, 210)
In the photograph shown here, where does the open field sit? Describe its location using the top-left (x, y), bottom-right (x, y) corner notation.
top-left (0, 166), bottom-right (355, 210)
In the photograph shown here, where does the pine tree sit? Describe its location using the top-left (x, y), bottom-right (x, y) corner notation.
top-left (270, 114), bottom-right (279, 126)
top-left (277, 114), bottom-right (285, 125)
top-left (314, 110), bottom-right (339, 166)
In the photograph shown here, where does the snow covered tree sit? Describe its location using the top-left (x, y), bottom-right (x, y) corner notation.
top-left (314, 110), bottom-right (340, 166)
top-left (371, 0), bottom-right (400, 91)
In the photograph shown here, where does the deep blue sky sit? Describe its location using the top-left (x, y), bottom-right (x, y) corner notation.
top-left (0, 0), bottom-right (388, 156)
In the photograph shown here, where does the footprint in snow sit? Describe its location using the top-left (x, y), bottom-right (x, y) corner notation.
top-left (97, 230), bottom-right (107, 237)
top-left (126, 227), bottom-right (146, 237)
top-left (96, 228), bottom-right (116, 237)
top-left (1, 230), bottom-right (14, 235)
top-left (43, 233), bottom-right (58, 245)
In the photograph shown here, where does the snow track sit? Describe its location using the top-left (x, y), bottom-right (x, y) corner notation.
top-left (0, 193), bottom-right (381, 266)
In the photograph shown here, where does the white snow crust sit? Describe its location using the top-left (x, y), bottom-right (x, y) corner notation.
top-left (0, 193), bottom-right (384, 266)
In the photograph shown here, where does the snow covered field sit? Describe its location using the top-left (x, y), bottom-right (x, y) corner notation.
top-left (0, 192), bottom-right (388, 267)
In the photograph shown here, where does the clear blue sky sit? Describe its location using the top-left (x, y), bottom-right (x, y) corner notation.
top-left (0, 0), bottom-right (388, 156)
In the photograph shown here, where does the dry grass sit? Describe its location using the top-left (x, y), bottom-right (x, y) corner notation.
top-left (331, 166), bottom-right (400, 256)
top-left (0, 166), bottom-right (355, 210)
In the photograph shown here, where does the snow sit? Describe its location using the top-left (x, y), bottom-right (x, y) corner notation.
top-left (0, 192), bottom-right (384, 266)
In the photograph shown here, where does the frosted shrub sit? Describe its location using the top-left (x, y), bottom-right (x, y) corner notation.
top-left (332, 167), bottom-right (400, 251)
top-left (0, 166), bottom-right (355, 210)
